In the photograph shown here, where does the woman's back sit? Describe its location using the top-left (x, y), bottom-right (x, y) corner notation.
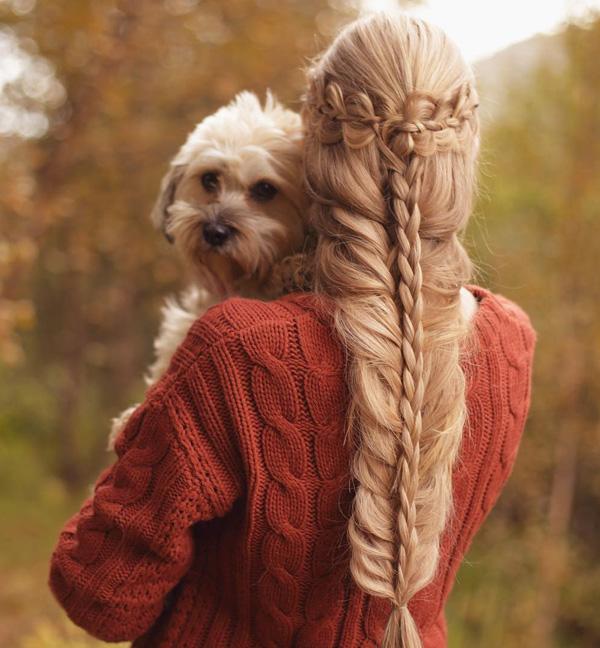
top-left (49, 283), bottom-right (535, 647)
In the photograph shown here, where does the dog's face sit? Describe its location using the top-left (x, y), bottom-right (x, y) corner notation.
top-left (151, 91), bottom-right (307, 299)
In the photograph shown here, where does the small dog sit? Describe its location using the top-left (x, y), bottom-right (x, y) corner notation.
top-left (108, 91), bottom-right (314, 450)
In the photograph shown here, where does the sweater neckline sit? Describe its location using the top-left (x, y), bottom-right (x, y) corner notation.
top-left (280, 283), bottom-right (497, 335)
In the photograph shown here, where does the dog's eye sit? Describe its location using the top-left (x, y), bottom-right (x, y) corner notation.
top-left (250, 181), bottom-right (278, 202)
top-left (201, 172), bottom-right (219, 193)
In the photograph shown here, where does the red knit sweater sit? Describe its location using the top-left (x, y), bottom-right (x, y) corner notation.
top-left (49, 284), bottom-right (536, 647)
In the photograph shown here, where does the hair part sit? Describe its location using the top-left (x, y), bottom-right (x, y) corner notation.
top-left (301, 12), bottom-right (480, 647)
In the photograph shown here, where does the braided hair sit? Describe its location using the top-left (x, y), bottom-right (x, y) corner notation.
top-left (301, 13), bottom-right (480, 647)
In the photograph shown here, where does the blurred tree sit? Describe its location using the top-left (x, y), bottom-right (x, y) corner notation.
top-left (450, 11), bottom-right (600, 647)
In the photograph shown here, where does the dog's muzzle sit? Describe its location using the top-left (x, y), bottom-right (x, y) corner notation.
top-left (203, 221), bottom-right (234, 247)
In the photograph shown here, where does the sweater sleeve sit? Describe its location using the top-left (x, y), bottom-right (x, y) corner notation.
top-left (48, 326), bottom-right (244, 642)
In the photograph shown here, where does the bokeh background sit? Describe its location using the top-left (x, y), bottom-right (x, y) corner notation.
top-left (1, 1), bottom-right (599, 646)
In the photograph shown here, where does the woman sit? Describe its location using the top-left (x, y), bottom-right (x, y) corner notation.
top-left (48, 13), bottom-right (536, 648)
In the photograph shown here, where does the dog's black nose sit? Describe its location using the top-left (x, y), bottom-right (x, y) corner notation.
top-left (203, 221), bottom-right (232, 247)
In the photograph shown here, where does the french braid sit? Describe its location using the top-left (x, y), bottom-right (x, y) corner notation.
top-left (302, 13), bottom-right (480, 648)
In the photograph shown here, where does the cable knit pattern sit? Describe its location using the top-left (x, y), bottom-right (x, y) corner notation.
top-left (295, 315), bottom-right (349, 648)
top-left (241, 321), bottom-right (307, 647)
top-left (48, 284), bottom-right (536, 647)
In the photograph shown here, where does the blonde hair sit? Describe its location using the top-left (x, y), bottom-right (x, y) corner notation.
top-left (301, 13), bottom-right (480, 647)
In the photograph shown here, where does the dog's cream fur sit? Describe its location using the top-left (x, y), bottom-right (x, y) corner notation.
top-left (108, 91), bottom-right (313, 450)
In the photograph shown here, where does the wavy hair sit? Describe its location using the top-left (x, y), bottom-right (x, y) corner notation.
top-left (301, 13), bottom-right (481, 647)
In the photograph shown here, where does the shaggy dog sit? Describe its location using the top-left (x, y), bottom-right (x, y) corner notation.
top-left (108, 91), bottom-right (313, 450)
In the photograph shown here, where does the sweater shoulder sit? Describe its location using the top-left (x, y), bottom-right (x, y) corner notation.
top-left (466, 283), bottom-right (537, 356)
top-left (170, 291), bottom-right (337, 366)
top-left (148, 291), bottom-right (341, 402)
top-left (204, 291), bottom-right (331, 331)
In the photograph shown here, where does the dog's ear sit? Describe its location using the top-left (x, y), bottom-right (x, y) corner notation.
top-left (150, 163), bottom-right (186, 243)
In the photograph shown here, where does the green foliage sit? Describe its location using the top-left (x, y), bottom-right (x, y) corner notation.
top-left (450, 13), bottom-right (600, 647)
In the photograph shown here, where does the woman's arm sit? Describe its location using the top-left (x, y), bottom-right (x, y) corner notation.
top-left (48, 322), bottom-right (244, 642)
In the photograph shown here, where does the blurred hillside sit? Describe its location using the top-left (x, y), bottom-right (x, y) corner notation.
top-left (1, 2), bottom-right (599, 647)
top-left (474, 30), bottom-right (567, 122)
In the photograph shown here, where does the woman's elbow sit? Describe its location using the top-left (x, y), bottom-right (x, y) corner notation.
top-left (48, 560), bottom-right (161, 642)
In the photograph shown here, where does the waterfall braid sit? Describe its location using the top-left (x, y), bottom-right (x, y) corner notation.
top-left (301, 13), bottom-right (481, 648)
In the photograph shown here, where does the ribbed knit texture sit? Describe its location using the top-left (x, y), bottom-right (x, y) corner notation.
top-left (48, 284), bottom-right (536, 647)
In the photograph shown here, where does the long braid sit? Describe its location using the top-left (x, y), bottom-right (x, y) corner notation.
top-left (341, 216), bottom-right (408, 602)
top-left (302, 13), bottom-right (481, 648)
top-left (384, 153), bottom-right (427, 645)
